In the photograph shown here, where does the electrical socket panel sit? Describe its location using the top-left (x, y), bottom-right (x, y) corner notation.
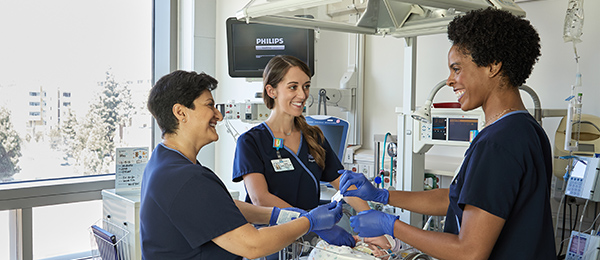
top-left (359, 164), bottom-right (373, 179)
top-left (223, 103), bottom-right (242, 120)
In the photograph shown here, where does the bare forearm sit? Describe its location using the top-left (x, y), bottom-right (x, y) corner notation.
top-left (344, 196), bottom-right (371, 212)
top-left (234, 200), bottom-right (272, 224)
top-left (393, 220), bottom-right (485, 260)
top-left (387, 188), bottom-right (449, 216)
top-left (392, 205), bottom-right (501, 260)
top-left (249, 193), bottom-right (294, 208)
top-left (251, 218), bottom-right (311, 256)
top-left (214, 217), bottom-right (310, 259)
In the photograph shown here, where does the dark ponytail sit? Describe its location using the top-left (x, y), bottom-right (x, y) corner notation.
top-left (295, 115), bottom-right (326, 169)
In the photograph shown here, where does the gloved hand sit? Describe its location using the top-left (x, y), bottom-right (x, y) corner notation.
top-left (301, 201), bottom-right (343, 232)
top-left (270, 207), bottom-right (307, 226)
top-left (350, 209), bottom-right (398, 237)
top-left (314, 225), bottom-right (356, 247)
top-left (339, 170), bottom-right (389, 204)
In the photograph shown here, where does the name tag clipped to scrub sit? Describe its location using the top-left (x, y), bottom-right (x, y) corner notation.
top-left (271, 158), bottom-right (294, 172)
top-left (272, 138), bottom-right (294, 172)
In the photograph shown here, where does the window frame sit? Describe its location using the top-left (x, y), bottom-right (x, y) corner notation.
top-left (0, 0), bottom-right (176, 258)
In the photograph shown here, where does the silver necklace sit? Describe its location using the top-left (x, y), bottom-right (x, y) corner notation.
top-left (285, 127), bottom-right (294, 136)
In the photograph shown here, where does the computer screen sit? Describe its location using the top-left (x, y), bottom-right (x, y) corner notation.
top-left (226, 17), bottom-right (314, 78)
top-left (571, 160), bottom-right (587, 179)
top-left (305, 115), bottom-right (349, 162)
top-left (569, 234), bottom-right (586, 255)
top-left (448, 118), bottom-right (478, 141)
top-left (431, 117), bottom-right (479, 142)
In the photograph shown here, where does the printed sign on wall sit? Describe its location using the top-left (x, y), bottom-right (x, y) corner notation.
top-left (115, 147), bottom-right (149, 194)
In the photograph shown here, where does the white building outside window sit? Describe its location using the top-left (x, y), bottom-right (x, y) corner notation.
top-left (0, 0), bottom-right (152, 258)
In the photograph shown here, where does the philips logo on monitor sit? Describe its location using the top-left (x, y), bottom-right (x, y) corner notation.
top-left (256, 38), bottom-right (285, 51)
top-left (256, 38), bottom-right (284, 44)
top-left (226, 17), bottom-right (314, 78)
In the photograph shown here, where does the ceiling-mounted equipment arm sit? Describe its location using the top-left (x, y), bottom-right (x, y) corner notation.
top-left (235, 0), bottom-right (525, 37)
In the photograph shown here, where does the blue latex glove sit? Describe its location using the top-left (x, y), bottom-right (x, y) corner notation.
top-left (301, 201), bottom-right (343, 232)
top-left (270, 207), bottom-right (307, 226)
top-left (350, 209), bottom-right (398, 237)
top-left (338, 170), bottom-right (389, 204)
top-left (314, 225), bottom-right (356, 247)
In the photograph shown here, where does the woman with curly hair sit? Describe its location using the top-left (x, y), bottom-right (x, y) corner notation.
top-left (338, 7), bottom-right (556, 259)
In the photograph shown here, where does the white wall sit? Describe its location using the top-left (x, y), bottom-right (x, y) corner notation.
top-left (211, 0), bottom-right (600, 198)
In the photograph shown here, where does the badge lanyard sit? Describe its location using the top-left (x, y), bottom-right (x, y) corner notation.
top-left (272, 138), bottom-right (294, 172)
top-left (273, 138), bottom-right (284, 159)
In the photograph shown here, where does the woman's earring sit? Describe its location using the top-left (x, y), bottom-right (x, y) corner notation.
top-left (182, 118), bottom-right (186, 123)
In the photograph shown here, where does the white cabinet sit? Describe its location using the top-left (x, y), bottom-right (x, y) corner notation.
top-left (101, 188), bottom-right (240, 260)
top-left (102, 189), bottom-right (141, 260)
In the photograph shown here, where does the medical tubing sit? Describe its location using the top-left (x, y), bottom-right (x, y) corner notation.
top-left (387, 142), bottom-right (393, 184)
top-left (573, 41), bottom-right (582, 87)
top-left (224, 119), bottom-right (240, 141)
top-left (382, 133), bottom-right (390, 171)
top-left (575, 93), bottom-right (583, 143)
top-left (570, 204), bottom-right (576, 231)
top-left (557, 193), bottom-right (567, 256)
top-left (578, 200), bottom-right (589, 236)
top-left (555, 179), bottom-right (569, 256)
top-left (580, 212), bottom-right (600, 234)
top-left (565, 98), bottom-right (575, 151)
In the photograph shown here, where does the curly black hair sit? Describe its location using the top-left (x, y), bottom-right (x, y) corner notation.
top-left (147, 70), bottom-right (218, 137)
top-left (447, 7), bottom-right (541, 88)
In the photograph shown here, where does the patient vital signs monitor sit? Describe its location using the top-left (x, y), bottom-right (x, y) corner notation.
top-left (414, 107), bottom-right (485, 154)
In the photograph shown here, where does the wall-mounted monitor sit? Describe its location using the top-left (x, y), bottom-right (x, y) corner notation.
top-left (226, 17), bottom-right (315, 78)
top-left (305, 115), bottom-right (349, 163)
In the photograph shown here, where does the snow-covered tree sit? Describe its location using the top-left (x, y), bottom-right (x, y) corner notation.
top-left (74, 70), bottom-right (134, 174)
top-left (94, 70), bottom-right (134, 143)
top-left (60, 108), bottom-right (78, 158)
top-left (0, 107), bottom-right (22, 180)
top-left (75, 110), bottom-right (112, 174)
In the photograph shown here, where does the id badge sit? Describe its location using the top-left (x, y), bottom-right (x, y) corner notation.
top-left (271, 158), bottom-right (294, 172)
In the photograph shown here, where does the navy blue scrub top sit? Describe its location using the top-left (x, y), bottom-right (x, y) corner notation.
top-left (232, 122), bottom-right (343, 210)
top-left (444, 112), bottom-right (556, 259)
top-left (141, 143), bottom-right (247, 260)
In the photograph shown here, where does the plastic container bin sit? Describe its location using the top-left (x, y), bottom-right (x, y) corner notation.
top-left (89, 219), bottom-right (131, 260)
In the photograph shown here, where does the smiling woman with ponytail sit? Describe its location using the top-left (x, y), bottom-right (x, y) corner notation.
top-left (232, 55), bottom-right (370, 259)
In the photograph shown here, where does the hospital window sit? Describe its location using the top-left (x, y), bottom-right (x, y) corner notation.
top-left (0, 0), bottom-right (152, 258)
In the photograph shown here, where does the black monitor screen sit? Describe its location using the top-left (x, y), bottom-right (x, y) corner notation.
top-left (226, 18), bottom-right (314, 78)
top-left (318, 125), bottom-right (345, 160)
top-left (448, 118), bottom-right (478, 141)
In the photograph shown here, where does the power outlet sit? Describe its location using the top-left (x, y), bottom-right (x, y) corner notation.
top-left (359, 164), bottom-right (372, 179)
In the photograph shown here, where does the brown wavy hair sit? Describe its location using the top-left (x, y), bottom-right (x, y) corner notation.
top-left (263, 55), bottom-right (326, 169)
